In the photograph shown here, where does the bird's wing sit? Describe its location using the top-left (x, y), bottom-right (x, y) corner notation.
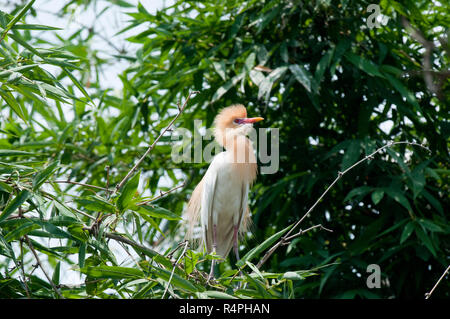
top-left (185, 178), bottom-right (204, 240)
top-left (235, 182), bottom-right (249, 231)
top-left (200, 163), bottom-right (219, 254)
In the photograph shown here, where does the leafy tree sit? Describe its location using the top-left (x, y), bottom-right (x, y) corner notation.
top-left (0, 0), bottom-right (448, 299)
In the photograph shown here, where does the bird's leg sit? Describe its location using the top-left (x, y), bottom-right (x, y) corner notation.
top-left (207, 224), bottom-right (218, 282)
top-left (233, 225), bottom-right (246, 289)
top-left (233, 225), bottom-right (240, 261)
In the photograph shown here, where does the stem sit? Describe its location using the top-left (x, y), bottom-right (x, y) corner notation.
top-left (162, 241), bottom-right (189, 299)
top-left (114, 91), bottom-right (198, 193)
top-left (49, 180), bottom-right (112, 192)
top-left (24, 235), bottom-right (64, 299)
top-left (137, 182), bottom-right (185, 206)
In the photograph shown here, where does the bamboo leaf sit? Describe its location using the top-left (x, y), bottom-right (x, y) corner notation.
top-left (0, 190), bottom-right (30, 223)
top-left (32, 160), bottom-right (59, 191)
top-left (117, 171), bottom-right (140, 212)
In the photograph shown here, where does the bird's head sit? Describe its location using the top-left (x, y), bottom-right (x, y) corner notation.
top-left (213, 104), bottom-right (263, 148)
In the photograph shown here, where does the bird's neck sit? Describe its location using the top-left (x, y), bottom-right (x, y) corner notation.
top-left (220, 133), bottom-right (258, 184)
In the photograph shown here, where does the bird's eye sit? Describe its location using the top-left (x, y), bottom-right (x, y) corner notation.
top-left (234, 118), bottom-right (242, 124)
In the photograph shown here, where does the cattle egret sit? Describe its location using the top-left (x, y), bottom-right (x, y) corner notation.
top-left (186, 104), bottom-right (263, 279)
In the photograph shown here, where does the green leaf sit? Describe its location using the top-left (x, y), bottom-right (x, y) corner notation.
top-left (52, 261), bottom-right (61, 285)
top-left (212, 61), bottom-right (226, 81)
top-left (152, 266), bottom-right (199, 293)
top-left (211, 72), bottom-right (245, 103)
top-left (371, 189), bottom-right (384, 205)
top-left (62, 67), bottom-right (92, 102)
top-left (0, 88), bottom-right (28, 122)
top-left (315, 49), bottom-right (333, 85)
top-left (384, 73), bottom-right (420, 110)
top-left (78, 243), bottom-right (86, 268)
top-left (345, 52), bottom-right (384, 78)
top-left (282, 271), bottom-right (304, 281)
top-left (385, 188), bottom-right (412, 213)
top-left (400, 221), bottom-right (415, 244)
top-left (257, 66), bottom-right (288, 101)
top-left (117, 171), bottom-right (140, 212)
top-left (4, 221), bottom-right (41, 242)
top-left (343, 186), bottom-right (373, 202)
top-left (67, 225), bottom-right (89, 242)
top-left (32, 161), bottom-right (59, 191)
top-left (421, 189), bottom-right (443, 215)
top-left (289, 64), bottom-right (314, 93)
top-left (246, 261), bottom-right (266, 282)
top-left (0, 149), bottom-right (35, 157)
top-left (0, 190), bottom-right (30, 223)
top-left (184, 250), bottom-right (199, 275)
top-left (11, 23), bottom-right (61, 31)
top-left (8, 31), bottom-right (41, 57)
top-left (0, 181), bottom-right (14, 193)
top-left (198, 291), bottom-right (238, 299)
top-left (137, 204), bottom-right (181, 220)
top-left (75, 196), bottom-right (115, 213)
top-left (417, 219), bottom-right (443, 233)
top-left (2, 0), bottom-right (36, 37)
top-left (79, 266), bottom-right (144, 279)
top-left (414, 227), bottom-right (436, 257)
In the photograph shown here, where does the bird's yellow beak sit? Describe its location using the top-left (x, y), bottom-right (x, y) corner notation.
top-left (241, 117), bottom-right (264, 124)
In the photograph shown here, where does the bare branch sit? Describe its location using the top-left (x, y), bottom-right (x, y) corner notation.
top-left (162, 240), bottom-right (189, 299)
top-left (137, 182), bottom-right (185, 206)
top-left (49, 180), bottom-right (112, 192)
top-left (425, 265), bottom-right (450, 299)
top-left (24, 236), bottom-right (64, 299)
top-left (256, 141), bottom-right (430, 269)
top-left (114, 91), bottom-right (199, 193)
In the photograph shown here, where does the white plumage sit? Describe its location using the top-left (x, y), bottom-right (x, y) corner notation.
top-left (186, 104), bottom-right (263, 277)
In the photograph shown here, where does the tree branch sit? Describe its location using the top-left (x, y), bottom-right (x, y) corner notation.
top-left (49, 180), bottom-right (112, 192)
top-left (24, 235), bottom-right (64, 299)
top-left (136, 182), bottom-right (185, 206)
top-left (162, 240), bottom-right (189, 299)
top-left (425, 265), bottom-right (450, 299)
top-left (256, 141), bottom-right (430, 269)
top-left (114, 91), bottom-right (199, 193)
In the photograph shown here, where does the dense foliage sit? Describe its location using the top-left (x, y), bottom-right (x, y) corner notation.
top-left (0, 0), bottom-right (448, 299)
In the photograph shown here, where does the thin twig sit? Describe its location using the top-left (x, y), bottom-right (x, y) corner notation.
top-left (24, 236), bottom-right (64, 299)
top-left (19, 239), bottom-right (31, 298)
top-left (49, 180), bottom-right (112, 192)
top-left (83, 228), bottom-right (162, 258)
top-left (282, 224), bottom-right (333, 243)
top-left (137, 182), bottom-right (185, 206)
top-left (256, 141), bottom-right (430, 269)
top-left (425, 265), bottom-right (450, 299)
top-left (162, 240), bottom-right (189, 299)
top-left (105, 165), bottom-right (111, 199)
top-left (114, 91), bottom-right (199, 193)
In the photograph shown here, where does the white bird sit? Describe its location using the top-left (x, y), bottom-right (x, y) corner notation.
top-left (186, 104), bottom-right (263, 278)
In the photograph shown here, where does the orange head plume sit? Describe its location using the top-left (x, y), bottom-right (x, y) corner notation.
top-left (213, 104), bottom-right (263, 148)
